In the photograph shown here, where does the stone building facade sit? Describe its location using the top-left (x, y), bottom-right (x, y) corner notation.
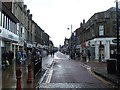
top-left (0, 2), bottom-right (19, 68)
top-left (75, 7), bottom-right (120, 62)
top-left (0, 1), bottom-right (51, 68)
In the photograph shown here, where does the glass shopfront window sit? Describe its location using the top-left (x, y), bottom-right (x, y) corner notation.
top-left (4, 15), bottom-right (6, 29)
top-left (1, 12), bottom-right (17, 35)
top-left (8, 19), bottom-right (11, 31)
top-left (6, 17), bottom-right (9, 30)
top-left (2, 13), bottom-right (4, 27)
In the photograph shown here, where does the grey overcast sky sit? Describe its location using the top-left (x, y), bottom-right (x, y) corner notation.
top-left (23, 0), bottom-right (116, 47)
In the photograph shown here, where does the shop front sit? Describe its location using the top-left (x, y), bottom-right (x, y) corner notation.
top-left (94, 38), bottom-right (114, 62)
top-left (0, 27), bottom-right (19, 68)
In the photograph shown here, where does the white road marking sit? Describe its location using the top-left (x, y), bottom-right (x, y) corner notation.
top-left (80, 63), bottom-right (112, 86)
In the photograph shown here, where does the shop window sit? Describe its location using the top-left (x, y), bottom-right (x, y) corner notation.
top-left (6, 17), bottom-right (8, 30)
top-left (4, 15), bottom-right (6, 29)
top-left (14, 24), bottom-right (17, 34)
top-left (7, 17), bottom-right (9, 30)
top-left (2, 13), bottom-right (4, 27)
top-left (9, 19), bottom-right (11, 30)
top-left (10, 20), bottom-right (12, 32)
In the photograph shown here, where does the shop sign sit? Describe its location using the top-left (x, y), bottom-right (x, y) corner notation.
top-left (27, 43), bottom-right (32, 48)
top-left (0, 29), bottom-right (2, 33)
top-left (8, 34), bottom-right (14, 39)
top-left (112, 39), bottom-right (120, 43)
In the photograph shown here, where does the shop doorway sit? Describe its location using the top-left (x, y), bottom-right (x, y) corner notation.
top-left (99, 41), bottom-right (104, 62)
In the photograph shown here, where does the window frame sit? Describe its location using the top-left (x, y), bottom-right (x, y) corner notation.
top-left (99, 25), bottom-right (104, 36)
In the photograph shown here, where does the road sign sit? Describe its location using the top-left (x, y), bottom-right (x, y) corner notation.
top-left (112, 39), bottom-right (120, 43)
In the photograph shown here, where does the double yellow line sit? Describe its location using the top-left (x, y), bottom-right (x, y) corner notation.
top-left (89, 69), bottom-right (112, 86)
top-left (44, 60), bottom-right (55, 89)
top-left (45, 69), bottom-right (53, 84)
top-left (80, 63), bottom-right (112, 86)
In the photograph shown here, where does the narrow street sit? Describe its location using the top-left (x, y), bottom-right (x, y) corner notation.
top-left (37, 51), bottom-right (115, 89)
top-left (1, 1), bottom-right (120, 90)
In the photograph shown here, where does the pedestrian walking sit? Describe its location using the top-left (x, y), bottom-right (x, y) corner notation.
top-left (52, 50), bottom-right (55, 57)
top-left (21, 50), bottom-right (27, 64)
top-left (2, 51), bottom-right (9, 69)
top-left (16, 51), bottom-right (22, 65)
top-left (8, 51), bottom-right (14, 65)
top-left (82, 50), bottom-right (87, 62)
top-left (76, 50), bottom-right (80, 60)
top-left (28, 50), bottom-right (32, 60)
top-left (36, 50), bottom-right (42, 59)
top-left (50, 49), bottom-right (54, 57)
top-left (87, 50), bottom-right (91, 62)
top-left (50, 50), bottom-right (53, 57)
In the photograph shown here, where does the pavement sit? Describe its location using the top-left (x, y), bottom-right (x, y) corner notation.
top-left (1, 54), bottom-right (54, 89)
top-left (1, 52), bottom-right (120, 89)
top-left (80, 61), bottom-right (120, 87)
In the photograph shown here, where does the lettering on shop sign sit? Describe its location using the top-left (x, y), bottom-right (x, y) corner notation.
top-left (8, 34), bottom-right (14, 39)
top-left (28, 45), bottom-right (32, 48)
top-left (112, 39), bottom-right (120, 43)
top-left (0, 29), bottom-right (2, 33)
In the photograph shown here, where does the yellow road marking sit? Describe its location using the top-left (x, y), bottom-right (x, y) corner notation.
top-left (44, 69), bottom-right (53, 89)
top-left (45, 69), bottom-right (53, 84)
top-left (80, 63), bottom-right (112, 86)
top-left (89, 69), bottom-right (112, 85)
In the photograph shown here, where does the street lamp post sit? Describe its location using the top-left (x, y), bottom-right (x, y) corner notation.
top-left (67, 24), bottom-right (72, 59)
top-left (116, 0), bottom-right (120, 74)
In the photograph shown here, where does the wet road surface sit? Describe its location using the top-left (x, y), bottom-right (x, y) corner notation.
top-left (37, 52), bottom-right (115, 89)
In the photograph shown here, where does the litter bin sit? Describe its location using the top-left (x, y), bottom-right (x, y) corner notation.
top-left (107, 59), bottom-right (116, 74)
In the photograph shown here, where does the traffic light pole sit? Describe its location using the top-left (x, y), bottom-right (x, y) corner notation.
top-left (116, 0), bottom-right (120, 74)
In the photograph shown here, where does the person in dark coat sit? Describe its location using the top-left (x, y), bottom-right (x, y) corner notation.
top-left (8, 51), bottom-right (14, 65)
top-left (87, 50), bottom-right (91, 62)
top-left (2, 52), bottom-right (6, 68)
top-left (16, 51), bottom-right (22, 64)
top-left (82, 50), bottom-right (87, 62)
top-left (52, 50), bottom-right (55, 57)
top-left (2, 51), bottom-right (9, 68)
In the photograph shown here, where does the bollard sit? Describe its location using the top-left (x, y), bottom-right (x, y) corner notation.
top-left (16, 66), bottom-right (22, 90)
top-left (27, 63), bottom-right (32, 83)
